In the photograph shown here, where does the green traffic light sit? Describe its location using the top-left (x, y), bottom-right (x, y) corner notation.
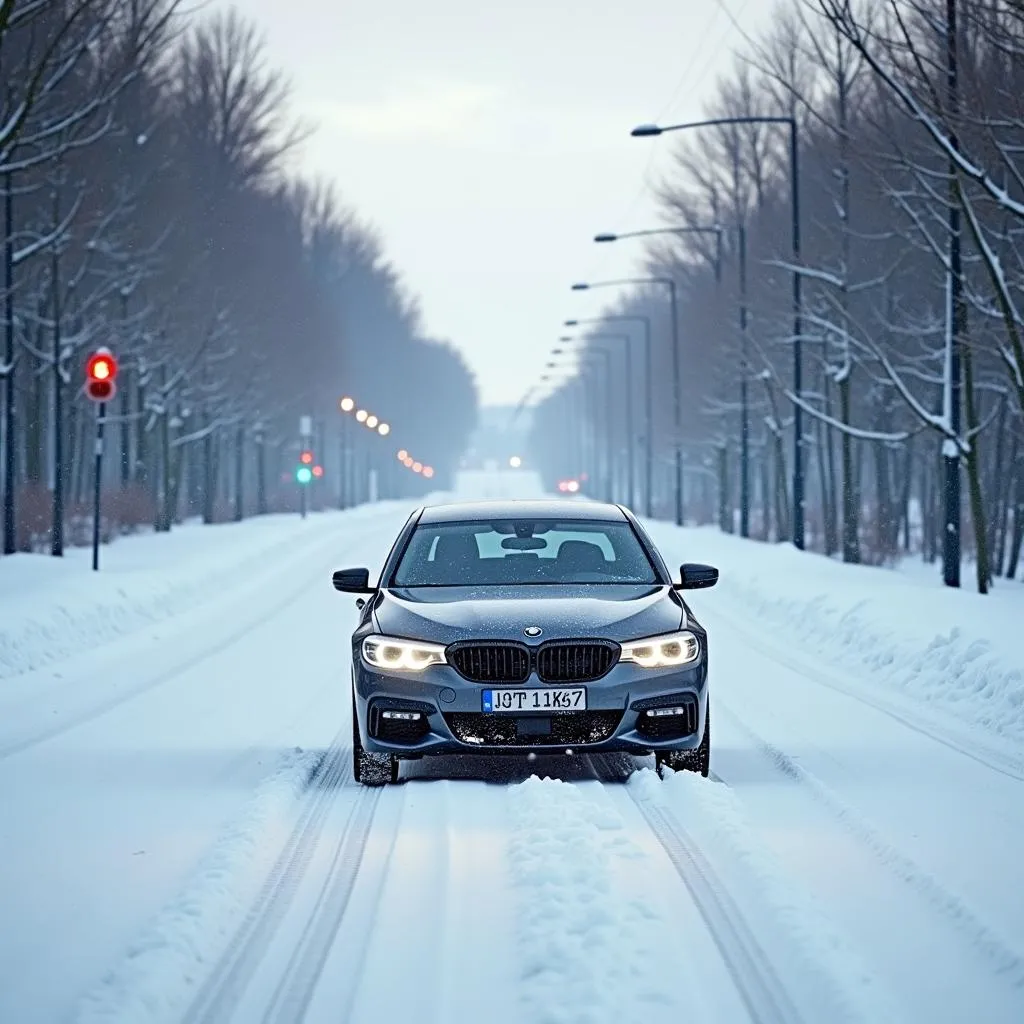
top-left (296, 466), bottom-right (313, 484)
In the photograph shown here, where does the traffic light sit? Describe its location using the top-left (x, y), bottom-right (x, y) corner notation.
top-left (85, 349), bottom-right (118, 402)
top-left (296, 449), bottom-right (315, 484)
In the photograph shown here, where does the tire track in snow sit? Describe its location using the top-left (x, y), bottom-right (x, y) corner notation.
top-left (0, 524), bottom-right (374, 762)
top-left (710, 602), bottom-right (1024, 784)
top-left (719, 704), bottom-right (1024, 991)
top-left (0, 563), bottom-right (318, 760)
top-left (257, 780), bottom-right (396, 1024)
top-left (589, 756), bottom-right (805, 1024)
top-left (181, 737), bottom-right (364, 1024)
top-left (73, 735), bottom-right (344, 1024)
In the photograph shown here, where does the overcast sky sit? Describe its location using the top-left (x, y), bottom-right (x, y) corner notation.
top-left (215, 0), bottom-right (777, 408)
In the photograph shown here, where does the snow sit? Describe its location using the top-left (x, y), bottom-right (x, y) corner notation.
top-left (644, 523), bottom-right (1024, 754)
top-left (74, 747), bottom-right (322, 1024)
top-left (507, 775), bottom-right (671, 1022)
top-left (1, 470), bottom-right (1022, 1024)
top-left (0, 507), bottom-right (383, 680)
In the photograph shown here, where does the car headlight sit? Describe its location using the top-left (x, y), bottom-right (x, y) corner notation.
top-left (361, 635), bottom-right (447, 672)
top-left (619, 630), bottom-right (700, 668)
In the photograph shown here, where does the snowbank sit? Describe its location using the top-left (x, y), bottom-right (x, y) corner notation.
top-left (0, 499), bottom-right (436, 682)
top-left (645, 522), bottom-right (1024, 749)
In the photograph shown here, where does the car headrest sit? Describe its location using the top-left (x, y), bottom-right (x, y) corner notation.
top-left (433, 532), bottom-right (480, 564)
top-left (556, 539), bottom-right (605, 571)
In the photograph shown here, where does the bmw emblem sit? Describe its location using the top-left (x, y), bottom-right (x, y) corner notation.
top-left (524, 626), bottom-right (543, 638)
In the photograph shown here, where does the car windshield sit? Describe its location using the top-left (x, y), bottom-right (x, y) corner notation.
top-left (391, 518), bottom-right (659, 587)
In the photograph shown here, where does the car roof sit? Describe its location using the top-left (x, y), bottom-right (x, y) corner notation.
top-left (416, 499), bottom-right (629, 525)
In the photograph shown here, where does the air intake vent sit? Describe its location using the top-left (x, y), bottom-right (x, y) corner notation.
top-left (536, 641), bottom-right (619, 683)
top-left (449, 642), bottom-right (531, 683)
top-left (445, 711), bottom-right (623, 746)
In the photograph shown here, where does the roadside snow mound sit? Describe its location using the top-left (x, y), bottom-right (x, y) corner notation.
top-left (0, 502), bottom-right (418, 681)
top-left (645, 523), bottom-right (1024, 749)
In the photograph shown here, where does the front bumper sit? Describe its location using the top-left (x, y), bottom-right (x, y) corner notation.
top-left (352, 656), bottom-right (708, 756)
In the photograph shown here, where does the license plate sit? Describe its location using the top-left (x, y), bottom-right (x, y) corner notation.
top-left (482, 687), bottom-right (587, 712)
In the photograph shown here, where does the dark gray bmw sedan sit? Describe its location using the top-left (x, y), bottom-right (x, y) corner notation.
top-left (333, 500), bottom-right (718, 785)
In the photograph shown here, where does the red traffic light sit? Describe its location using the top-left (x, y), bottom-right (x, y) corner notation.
top-left (312, 465), bottom-right (324, 478)
top-left (299, 450), bottom-right (313, 465)
top-left (85, 349), bottom-right (118, 403)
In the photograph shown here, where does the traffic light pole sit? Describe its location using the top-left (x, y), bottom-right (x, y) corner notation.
top-left (92, 401), bottom-right (106, 571)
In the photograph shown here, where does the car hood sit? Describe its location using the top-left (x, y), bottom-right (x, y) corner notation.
top-left (372, 584), bottom-right (684, 645)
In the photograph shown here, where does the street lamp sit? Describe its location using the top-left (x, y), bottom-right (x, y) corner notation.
top-left (593, 224), bottom-right (750, 534)
top-left (355, 409), bottom-right (368, 423)
top-left (539, 363), bottom-right (585, 485)
top-left (378, 422), bottom-right (390, 436)
top-left (566, 315), bottom-right (653, 517)
top-left (633, 115), bottom-right (803, 548)
top-left (569, 331), bottom-right (633, 506)
top-left (366, 414), bottom-right (379, 429)
top-left (554, 339), bottom-right (614, 502)
top-left (571, 277), bottom-right (682, 526)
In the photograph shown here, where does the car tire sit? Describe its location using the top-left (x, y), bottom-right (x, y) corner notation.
top-left (655, 703), bottom-right (711, 779)
top-left (352, 692), bottom-right (399, 786)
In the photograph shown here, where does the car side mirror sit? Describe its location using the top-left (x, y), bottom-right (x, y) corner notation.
top-left (676, 563), bottom-right (719, 590)
top-left (332, 567), bottom-right (374, 594)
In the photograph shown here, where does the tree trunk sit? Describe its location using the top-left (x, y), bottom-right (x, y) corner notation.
top-left (759, 439), bottom-right (772, 541)
top-left (1006, 463), bottom-right (1023, 579)
top-left (873, 442), bottom-right (892, 562)
top-left (900, 439), bottom-right (914, 553)
top-left (256, 432), bottom-right (267, 515)
top-left (234, 424), bottom-right (244, 522)
top-left (995, 434), bottom-right (1018, 573)
top-left (120, 367), bottom-right (131, 487)
top-left (717, 445), bottom-right (729, 532)
top-left (202, 409), bottom-right (215, 525)
top-left (840, 375), bottom-right (860, 562)
top-left (157, 369), bottom-right (171, 532)
top-left (136, 368), bottom-right (148, 491)
top-left (820, 372), bottom-right (838, 555)
top-left (50, 230), bottom-right (64, 558)
top-left (962, 341), bottom-right (989, 593)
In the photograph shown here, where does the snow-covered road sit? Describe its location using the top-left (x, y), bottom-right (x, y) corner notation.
top-left (2, 476), bottom-right (1022, 1023)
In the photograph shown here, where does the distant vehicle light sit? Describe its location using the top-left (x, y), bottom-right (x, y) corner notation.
top-left (567, 480), bottom-right (580, 493)
top-left (509, 455), bottom-right (522, 468)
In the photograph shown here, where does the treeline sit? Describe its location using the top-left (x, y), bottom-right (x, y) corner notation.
top-left (0, 1), bottom-right (478, 554)
top-left (530, 0), bottom-right (1023, 591)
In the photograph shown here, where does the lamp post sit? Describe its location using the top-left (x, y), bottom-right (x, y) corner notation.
top-left (571, 278), bottom-right (682, 525)
top-left (338, 396), bottom-right (355, 507)
top-left (554, 341), bottom-right (614, 501)
top-left (633, 116), bottom-right (803, 547)
top-left (566, 315), bottom-right (653, 517)
top-left (566, 331), bottom-right (633, 506)
top-left (594, 223), bottom-right (750, 535)
top-left (539, 370), bottom-right (584, 484)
